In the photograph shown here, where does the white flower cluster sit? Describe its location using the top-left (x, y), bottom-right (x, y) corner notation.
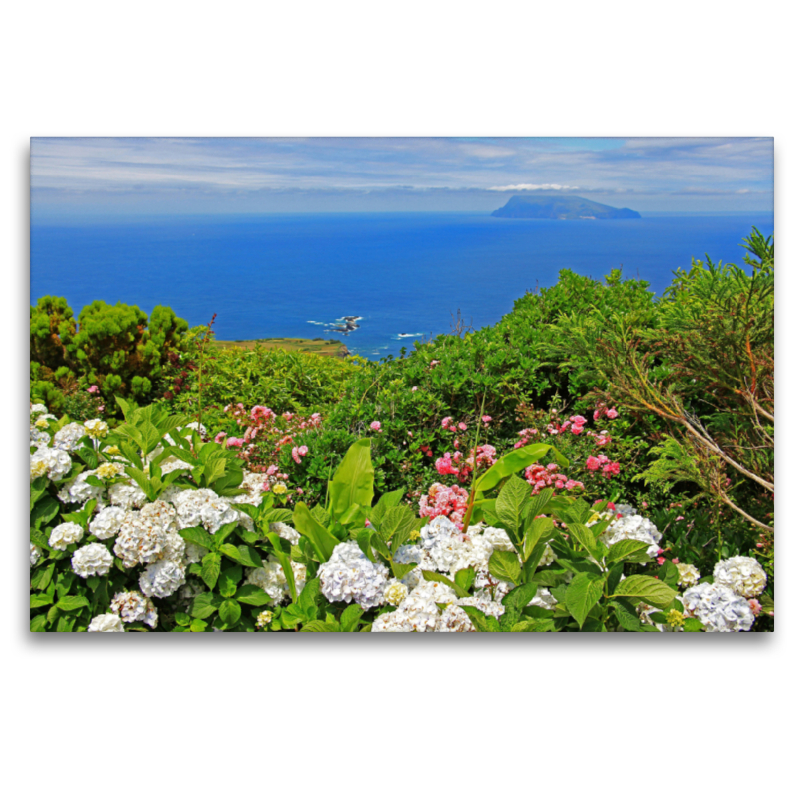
top-left (84, 419), bottom-right (109, 439)
top-left (110, 591), bottom-right (158, 628)
top-left (57, 470), bottom-right (105, 506)
top-left (246, 557), bottom-right (307, 605)
top-left (49, 521), bottom-right (84, 550)
top-left (89, 505), bottom-right (126, 540)
top-left (139, 559), bottom-right (186, 598)
top-left (30, 445), bottom-right (72, 482)
top-left (598, 514), bottom-right (662, 558)
top-left (318, 541), bottom-right (389, 610)
top-left (676, 562), bottom-right (701, 588)
top-left (713, 556), bottom-right (767, 598)
top-left (172, 488), bottom-right (252, 533)
top-left (52, 422), bottom-right (88, 452)
top-left (87, 614), bottom-right (125, 632)
top-left (113, 500), bottom-right (184, 568)
top-left (71, 543), bottom-right (114, 578)
top-left (373, 579), bottom-right (473, 632)
top-left (681, 583), bottom-right (755, 632)
top-left (31, 542), bottom-right (42, 567)
top-left (269, 521), bottom-right (301, 546)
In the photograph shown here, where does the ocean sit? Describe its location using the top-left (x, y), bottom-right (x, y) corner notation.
top-left (30, 213), bottom-right (774, 359)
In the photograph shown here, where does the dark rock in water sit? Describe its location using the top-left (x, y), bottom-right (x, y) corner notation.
top-left (325, 315), bottom-right (362, 336)
top-left (491, 193), bottom-right (641, 220)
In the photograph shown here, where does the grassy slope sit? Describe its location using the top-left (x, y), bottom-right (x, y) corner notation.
top-left (213, 337), bottom-right (348, 357)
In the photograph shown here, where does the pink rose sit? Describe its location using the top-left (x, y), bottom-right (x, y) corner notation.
top-left (606, 408), bottom-right (619, 419)
top-left (370, 421), bottom-right (382, 432)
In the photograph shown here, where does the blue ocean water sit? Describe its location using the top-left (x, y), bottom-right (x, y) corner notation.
top-left (30, 213), bottom-right (774, 359)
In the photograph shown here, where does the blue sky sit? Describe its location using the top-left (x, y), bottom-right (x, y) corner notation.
top-left (30, 137), bottom-right (773, 218)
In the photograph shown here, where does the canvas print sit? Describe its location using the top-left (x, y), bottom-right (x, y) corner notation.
top-left (29, 137), bottom-right (774, 633)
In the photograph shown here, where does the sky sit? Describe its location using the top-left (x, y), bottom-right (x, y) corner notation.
top-left (30, 137), bottom-right (774, 219)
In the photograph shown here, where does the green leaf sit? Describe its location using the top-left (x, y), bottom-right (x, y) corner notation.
top-left (606, 562), bottom-right (625, 595)
top-left (234, 585), bottom-right (274, 606)
top-left (218, 565), bottom-right (242, 598)
top-left (31, 495), bottom-right (60, 528)
top-left (607, 539), bottom-right (653, 563)
top-left (369, 488), bottom-right (404, 527)
top-left (566, 523), bottom-right (600, 559)
top-left (683, 618), bottom-right (704, 632)
top-left (200, 552), bottom-right (222, 590)
top-left (301, 620), bottom-right (340, 632)
top-left (190, 618), bottom-right (208, 632)
top-left (356, 528), bottom-right (376, 562)
top-left (327, 439), bottom-right (375, 521)
top-left (501, 582), bottom-right (540, 625)
top-left (218, 599), bottom-right (242, 627)
top-left (56, 595), bottom-right (90, 612)
top-left (218, 543), bottom-right (261, 568)
top-left (339, 604), bottom-right (365, 632)
top-left (524, 488), bottom-right (555, 524)
top-left (379, 504), bottom-right (417, 547)
top-left (564, 572), bottom-right (604, 628)
top-left (495, 474), bottom-right (533, 539)
top-left (265, 533), bottom-right (297, 603)
top-left (658, 560), bottom-right (680, 590)
top-left (612, 575), bottom-right (677, 609)
top-left (191, 592), bottom-right (222, 619)
top-left (420, 570), bottom-right (470, 598)
top-left (57, 615), bottom-right (76, 632)
top-left (509, 619), bottom-right (555, 632)
top-left (174, 612), bottom-right (191, 626)
top-left (475, 443), bottom-right (568, 494)
top-left (297, 577), bottom-right (322, 618)
top-left (488, 550), bottom-right (521, 585)
top-left (459, 605), bottom-right (501, 632)
top-left (30, 563), bottom-right (56, 591)
top-left (523, 517), bottom-right (555, 562)
top-left (390, 561), bottom-right (417, 580)
top-left (30, 614), bottom-right (48, 632)
top-left (30, 593), bottom-right (54, 609)
top-left (611, 600), bottom-right (644, 631)
top-left (293, 502), bottom-right (340, 562)
top-left (454, 567), bottom-right (476, 593)
top-left (179, 526), bottom-right (215, 550)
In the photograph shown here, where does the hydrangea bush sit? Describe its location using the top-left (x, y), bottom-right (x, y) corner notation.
top-left (29, 399), bottom-right (772, 633)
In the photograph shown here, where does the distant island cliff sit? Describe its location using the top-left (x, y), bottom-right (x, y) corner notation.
top-left (491, 194), bottom-right (641, 220)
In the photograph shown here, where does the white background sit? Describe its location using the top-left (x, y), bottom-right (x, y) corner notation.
top-left (3, 2), bottom-right (795, 797)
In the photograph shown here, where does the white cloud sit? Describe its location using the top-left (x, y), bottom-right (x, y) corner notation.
top-left (487, 183), bottom-right (580, 192)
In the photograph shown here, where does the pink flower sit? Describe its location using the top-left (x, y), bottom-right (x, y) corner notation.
top-left (570, 425), bottom-right (584, 435)
top-left (370, 421), bottom-right (382, 432)
top-left (593, 409), bottom-right (601, 421)
top-left (226, 437), bottom-right (245, 448)
top-left (87, 385), bottom-right (99, 394)
top-left (457, 422), bottom-right (467, 431)
top-left (411, 386), bottom-right (418, 392)
top-left (441, 417), bottom-right (452, 429)
top-left (672, 558), bottom-right (680, 564)
top-left (571, 415), bottom-right (587, 426)
top-left (291, 447), bottom-right (301, 463)
top-left (266, 465), bottom-right (278, 476)
top-left (214, 431), bottom-right (227, 444)
top-left (586, 456), bottom-right (601, 471)
top-left (657, 557), bottom-right (666, 566)
top-left (430, 360), bottom-right (440, 367)
top-left (676, 515), bottom-right (684, 521)
top-left (606, 408), bottom-right (619, 419)
top-left (98, 405), bottom-right (105, 412)
top-left (482, 415), bottom-right (492, 423)
top-left (298, 445), bottom-right (309, 457)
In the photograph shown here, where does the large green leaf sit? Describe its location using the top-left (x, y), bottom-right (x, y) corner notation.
top-left (179, 526), bottom-right (215, 551)
top-left (293, 502), bottom-right (340, 562)
top-left (200, 552), bottom-right (222, 590)
top-left (523, 517), bottom-right (555, 562)
top-left (339, 604), bottom-right (365, 632)
top-left (459, 605), bottom-right (501, 632)
top-left (31, 496), bottom-right (60, 529)
top-left (564, 572), bottom-right (604, 628)
top-left (191, 592), bottom-right (222, 619)
top-left (475, 443), bottom-right (568, 494)
top-left (379, 505), bottom-right (417, 546)
top-left (327, 439), bottom-right (375, 521)
top-left (301, 620), bottom-right (340, 632)
top-left (495, 475), bottom-right (533, 540)
top-left (234, 585), bottom-right (273, 606)
top-left (566, 523), bottom-right (601, 559)
top-left (56, 595), bottom-right (90, 612)
top-left (369, 488), bottom-right (404, 528)
top-left (501, 582), bottom-right (540, 626)
top-left (607, 539), bottom-right (653, 563)
top-left (612, 576), bottom-right (677, 609)
top-left (218, 599), bottom-right (242, 627)
top-left (488, 550), bottom-right (522, 585)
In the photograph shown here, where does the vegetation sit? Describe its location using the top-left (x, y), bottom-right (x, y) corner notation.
top-left (29, 228), bottom-right (774, 632)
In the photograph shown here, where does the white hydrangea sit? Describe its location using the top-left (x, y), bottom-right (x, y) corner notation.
top-left (598, 514), bottom-right (662, 558)
top-left (49, 521), bottom-right (84, 550)
top-left (158, 455), bottom-right (193, 476)
top-left (89, 505), bottom-right (126, 540)
top-left (113, 500), bottom-right (179, 568)
top-left (318, 541), bottom-right (389, 610)
top-left (269, 521), bottom-right (301, 546)
top-left (30, 403), bottom-right (48, 415)
top-left (681, 583), bottom-right (755, 632)
top-left (72, 543), bottom-right (113, 578)
top-left (110, 591), bottom-right (158, 628)
top-left (173, 488), bottom-right (242, 533)
top-left (615, 504), bottom-right (637, 517)
top-left (676, 562), bottom-right (701, 588)
top-left (139, 559), bottom-right (186, 598)
top-left (88, 613), bottom-right (125, 632)
top-left (52, 422), bottom-right (88, 452)
top-left (57, 470), bottom-right (104, 505)
top-left (107, 481), bottom-right (147, 510)
top-left (229, 471), bottom-right (266, 506)
top-left (84, 419), bottom-right (109, 439)
top-left (30, 445), bottom-right (72, 482)
top-left (456, 588), bottom-right (505, 619)
top-left (30, 426), bottom-right (51, 448)
top-left (372, 579), bottom-right (473, 632)
top-left (30, 542), bottom-right (42, 567)
top-left (164, 421), bottom-right (206, 446)
top-left (479, 525), bottom-right (515, 552)
top-left (713, 556), bottom-right (767, 598)
top-left (382, 579), bottom-right (409, 606)
top-left (246, 557), bottom-right (307, 605)
top-left (96, 461), bottom-right (124, 480)
top-left (183, 543), bottom-right (209, 564)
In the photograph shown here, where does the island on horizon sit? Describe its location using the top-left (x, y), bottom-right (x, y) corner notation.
top-left (491, 193), bottom-right (641, 220)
